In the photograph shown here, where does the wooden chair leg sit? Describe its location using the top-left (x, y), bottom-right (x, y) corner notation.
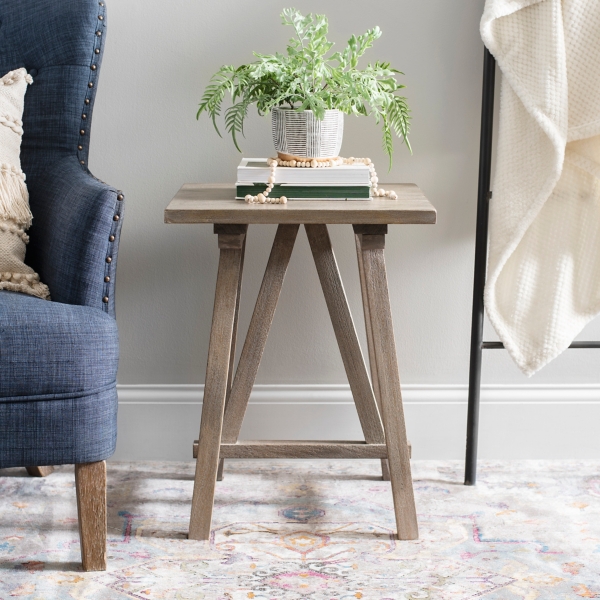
top-left (357, 226), bottom-right (418, 541)
top-left (25, 466), bottom-right (54, 477)
top-left (75, 461), bottom-right (107, 571)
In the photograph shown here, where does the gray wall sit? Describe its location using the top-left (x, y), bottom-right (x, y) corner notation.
top-left (89, 0), bottom-right (600, 459)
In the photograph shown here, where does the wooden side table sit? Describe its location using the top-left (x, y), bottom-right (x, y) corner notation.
top-left (165, 184), bottom-right (436, 542)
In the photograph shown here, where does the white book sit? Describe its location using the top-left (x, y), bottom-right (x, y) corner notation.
top-left (237, 158), bottom-right (372, 185)
top-left (234, 195), bottom-right (370, 201)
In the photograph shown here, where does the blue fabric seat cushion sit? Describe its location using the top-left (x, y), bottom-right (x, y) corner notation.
top-left (0, 290), bottom-right (118, 400)
top-left (0, 386), bottom-right (117, 468)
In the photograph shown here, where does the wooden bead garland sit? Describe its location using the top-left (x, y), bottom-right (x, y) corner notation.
top-left (244, 156), bottom-right (398, 204)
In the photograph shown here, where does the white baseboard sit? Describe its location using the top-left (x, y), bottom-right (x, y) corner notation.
top-left (113, 384), bottom-right (600, 461)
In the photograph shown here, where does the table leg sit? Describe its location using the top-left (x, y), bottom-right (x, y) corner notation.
top-left (189, 225), bottom-right (246, 541)
top-left (221, 224), bottom-right (299, 445)
top-left (305, 224), bottom-right (387, 451)
top-left (217, 233), bottom-right (247, 482)
top-left (355, 232), bottom-right (391, 481)
top-left (354, 225), bottom-right (418, 540)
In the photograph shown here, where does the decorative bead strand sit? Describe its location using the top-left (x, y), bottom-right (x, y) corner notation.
top-left (245, 158), bottom-right (287, 204)
top-left (244, 156), bottom-right (398, 205)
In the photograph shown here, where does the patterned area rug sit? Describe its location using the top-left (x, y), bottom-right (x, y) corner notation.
top-left (1, 460), bottom-right (600, 599)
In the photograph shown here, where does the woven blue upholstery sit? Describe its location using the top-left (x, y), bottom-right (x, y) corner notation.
top-left (0, 388), bottom-right (118, 469)
top-left (0, 291), bottom-right (118, 400)
top-left (27, 156), bottom-right (123, 313)
top-left (0, 0), bottom-right (122, 467)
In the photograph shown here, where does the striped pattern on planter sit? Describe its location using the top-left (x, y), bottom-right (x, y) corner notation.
top-left (272, 107), bottom-right (343, 159)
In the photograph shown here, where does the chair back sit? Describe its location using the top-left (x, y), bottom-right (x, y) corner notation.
top-left (0, 0), bottom-right (106, 179)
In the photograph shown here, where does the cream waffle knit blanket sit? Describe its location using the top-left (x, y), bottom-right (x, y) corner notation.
top-left (481, 0), bottom-right (600, 375)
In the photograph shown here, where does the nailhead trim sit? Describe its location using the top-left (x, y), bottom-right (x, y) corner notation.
top-left (104, 192), bottom-right (123, 310)
top-left (104, 196), bottom-right (123, 310)
top-left (82, 0), bottom-right (113, 311)
top-left (77, 0), bottom-right (105, 168)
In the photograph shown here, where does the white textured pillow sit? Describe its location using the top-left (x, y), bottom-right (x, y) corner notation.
top-left (0, 68), bottom-right (49, 299)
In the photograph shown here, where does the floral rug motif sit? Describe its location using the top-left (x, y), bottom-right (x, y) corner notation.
top-left (1, 460), bottom-right (600, 599)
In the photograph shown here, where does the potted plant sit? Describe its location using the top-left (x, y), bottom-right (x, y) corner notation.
top-left (197, 8), bottom-right (411, 168)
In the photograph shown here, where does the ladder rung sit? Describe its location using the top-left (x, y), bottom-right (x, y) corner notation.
top-left (483, 341), bottom-right (600, 349)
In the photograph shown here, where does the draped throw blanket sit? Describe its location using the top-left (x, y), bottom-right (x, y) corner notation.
top-left (481, 0), bottom-right (600, 375)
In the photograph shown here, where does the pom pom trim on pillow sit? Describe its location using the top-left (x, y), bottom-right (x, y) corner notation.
top-left (0, 163), bottom-right (32, 227)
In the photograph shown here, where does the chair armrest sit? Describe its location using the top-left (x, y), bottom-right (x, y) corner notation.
top-left (25, 156), bottom-right (124, 315)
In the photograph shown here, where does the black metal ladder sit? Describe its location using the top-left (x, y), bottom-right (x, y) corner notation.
top-left (464, 48), bottom-right (600, 485)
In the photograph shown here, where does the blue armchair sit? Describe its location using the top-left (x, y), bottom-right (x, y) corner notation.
top-left (0, 0), bottom-right (123, 571)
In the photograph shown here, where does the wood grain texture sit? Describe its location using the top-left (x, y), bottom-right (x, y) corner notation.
top-left (221, 225), bottom-right (300, 444)
top-left (220, 441), bottom-right (387, 459)
top-left (226, 233), bottom-right (246, 396)
top-left (218, 232), bottom-right (247, 482)
top-left (305, 224), bottom-right (386, 449)
top-left (216, 458), bottom-right (225, 482)
top-left (75, 461), bottom-right (106, 572)
top-left (360, 238), bottom-right (419, 540)
top-left (355, 234), bottom-right (382, 411)
top-left (25, 466), bottom-right (54, 477)
top-left (189, 237), bottom-right (244, 541)
top-left (194, 440), bottom-right (410, 459)
top-left (217, 234), bottom-right (246, 249)
top-left (354, 233), bottom-right (390, 482)
top-left (165, 184), bottom-right (436, 225)
top-left (360, 234), bottom-right (386, 250)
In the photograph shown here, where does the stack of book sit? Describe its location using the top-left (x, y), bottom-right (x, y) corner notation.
top-left (236, 158), bottom-right (372, 201)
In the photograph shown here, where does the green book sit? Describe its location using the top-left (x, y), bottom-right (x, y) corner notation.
top-left (236, 184), bottom-right (371, 200)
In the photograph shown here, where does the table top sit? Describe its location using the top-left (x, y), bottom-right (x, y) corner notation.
top-left (165, 184), bottom-right (436, 225)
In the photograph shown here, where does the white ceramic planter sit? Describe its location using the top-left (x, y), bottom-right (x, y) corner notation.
top-left (271, 107), bottom-right (344, 159)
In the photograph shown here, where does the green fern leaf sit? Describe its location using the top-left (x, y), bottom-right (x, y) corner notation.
top-left (382, 116), bottom-right (393, 171)
top-left (225, 101), bottom-right (249, 153)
